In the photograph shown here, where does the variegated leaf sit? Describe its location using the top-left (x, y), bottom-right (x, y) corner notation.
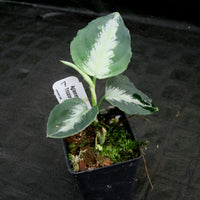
top-left (105, 75), bottom-right (158, 115)
top-left (47, 98), bottom-right (98, 138)
top-left (70, 12), bottom-right (132, 79)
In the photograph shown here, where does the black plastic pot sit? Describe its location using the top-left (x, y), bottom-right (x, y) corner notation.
top-left (62, 107), bottom-right (142, 200)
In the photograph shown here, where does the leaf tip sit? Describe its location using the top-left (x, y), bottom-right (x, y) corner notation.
top-left (155, 106), bottom-right (159, 112)
top-left (46, 132), bottom-right (52, 138)
top-left (60, 60), bottom-right (66, 64)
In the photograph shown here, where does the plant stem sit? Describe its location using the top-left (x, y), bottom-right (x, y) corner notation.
top-left (91, 77), bottom-right (97, 106)
top-left (60, 60), bottom-right (97, 106)
top-left (98, 95), bottom-right (105, 110)
top-left (141, 149), bottom-right (154, 190)
top-left (90, 85), bottom-right (97, 106)
top-left (60, 60), bottom-right (94, 87)
top-left (126, 115), bottom-right (155, 131)
top-left (93, 77), bottom-right (96, 85)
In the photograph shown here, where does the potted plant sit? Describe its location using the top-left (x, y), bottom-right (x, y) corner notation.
top-left (46, 12), bottom-right (158, 200)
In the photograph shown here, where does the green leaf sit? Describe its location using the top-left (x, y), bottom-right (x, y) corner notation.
top-left (70, 12), bottom-right (132, 79)
top-left (105, 75), bottom-right (158, 115)
top-left (47, 98), bottom-right (98, 138)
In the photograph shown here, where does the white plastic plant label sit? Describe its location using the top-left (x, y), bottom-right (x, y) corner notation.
top-left (52, 76), bottom-right (91, 108)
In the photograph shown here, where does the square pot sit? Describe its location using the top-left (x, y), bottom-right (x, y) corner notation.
top-left (62, 107), bottom-right (141, 200)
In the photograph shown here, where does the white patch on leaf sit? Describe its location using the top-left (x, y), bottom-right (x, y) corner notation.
top-left (83, 13), bottom-right (120, 77)
top-left (56, 103), bottom-right (87, 134)
top-left (105, 86), bottom-right (146, 106)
